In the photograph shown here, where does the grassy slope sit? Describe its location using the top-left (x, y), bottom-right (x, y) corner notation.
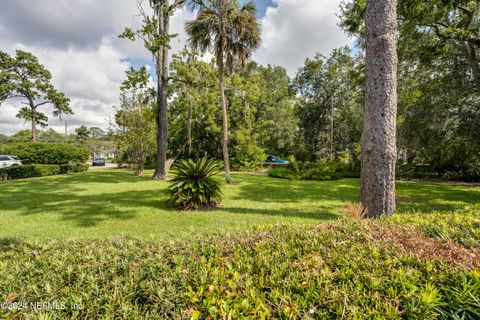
top-left (0, 169), bottom-right (479, 240)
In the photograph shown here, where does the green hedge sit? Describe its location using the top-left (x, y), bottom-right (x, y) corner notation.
top-left (269, 161), bottom-right (480, 182)
top-left (0, 163), bottom-right (89, 181)
top-left (268, 161), bottom-right (358, 181)
top-left (396, 163), bottom-right (480, 182)
top-left (0, 142), bottom-right (89, 165)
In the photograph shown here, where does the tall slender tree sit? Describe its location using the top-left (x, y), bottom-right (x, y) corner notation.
top-left (185, 0), bottom-right (261, 184)
top-left (120, 0), bottom-right (185, 180)
top-left (0, 50), bottom-right (71, 142)
top-left (360, 0), bottom-right (398, 217)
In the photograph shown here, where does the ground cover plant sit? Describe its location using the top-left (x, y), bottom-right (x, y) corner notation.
top-left (1, 212), bottom-right (479, 319)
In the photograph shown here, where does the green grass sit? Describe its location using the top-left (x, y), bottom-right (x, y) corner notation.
top-left (1, 170), bottom-right (480, 318)
top-left (0, 169), bottom-right (479, 240)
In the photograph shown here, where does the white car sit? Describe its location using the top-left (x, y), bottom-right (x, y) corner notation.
top-left (0, 155), bottom-right (22, 168)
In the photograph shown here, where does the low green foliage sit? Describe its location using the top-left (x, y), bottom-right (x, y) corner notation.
top-left (0, 142), bottom-right (89, 165)
top-left (396, 162), bottom-right (480, 182)
top-left (1, 220), bottom-right (479, 319)
top-left (268, 160), bottom-right (356, 181)
top-left (168, 157), bottom-right (223, 210)
top-left (391, 207), bottom-right (480, 249)
top-left (0, 163), bottom-right (89, 181)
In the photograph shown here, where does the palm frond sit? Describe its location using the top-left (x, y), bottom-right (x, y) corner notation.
top-left (168, 156), bottom-right (223, 210)
top-left (185, 0), bottom-right (261, 69)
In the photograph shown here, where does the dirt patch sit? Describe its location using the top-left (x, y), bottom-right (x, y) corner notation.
top-left (364, 222), bottom-right (480, 270)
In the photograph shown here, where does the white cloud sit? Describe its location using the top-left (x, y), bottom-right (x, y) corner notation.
top-left (0, 40), bottom-right (130, 135)
top-left (0, 0), bottom-right (351, 134)
top-left (254, 0), bottom-right (351, 75)
top-left (0, 1), bottom-right (194, 135)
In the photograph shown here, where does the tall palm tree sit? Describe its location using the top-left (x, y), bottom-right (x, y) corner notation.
top-left (360, 0), bottom-right (398, 217)
top-left (185, 0), bottom-right (261, 184)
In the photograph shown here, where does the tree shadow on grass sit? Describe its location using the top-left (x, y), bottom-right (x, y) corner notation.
top-left (0, 170), bottom-right (152, 190)
top-left (396, 182), bottom-right (480, 212)
top-left (2, 171), bottom-right (478, 230)
top-left (219, 206), bottom-right (339, 221)
top-left (0, 170), bottom-right (172, 227)
top-left (4, 188), bottom-right (173, 227)
top-left (230, 174), bottom-right (359, 204)
top-left (0, 237), bottom-right (21, 250)
top-left (230, 174), bottom-right (480, 214)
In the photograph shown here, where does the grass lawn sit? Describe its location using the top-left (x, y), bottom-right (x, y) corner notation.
top-left (0, 169), bottom-right (478, 240)
top-left (1, 170), bottom-right (480, 318)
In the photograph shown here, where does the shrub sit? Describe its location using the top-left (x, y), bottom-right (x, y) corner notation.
top-left (0, 142), bottom-right (89, 164)
top-left (395, 161), bottom-right (480, 182)
top-left (231, 129), bottom-right (267, 171)
top-left (268, 160), bottom-right (343, 181)
top-left (1, 219), bottom-right (479, 319)
top-left (0, 163), bottom-right (89, 180)
top-left (59, 163), bottom-right (90, 174)
top-left (168, 157), bottom-right (223, 210)
top-left (396, 163), bottom-right (437, 179)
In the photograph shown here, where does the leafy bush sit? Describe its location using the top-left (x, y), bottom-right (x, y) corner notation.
top-left (391, 207), bottom-right (480, 249)
top-left (0, 163), bottom-right (89, 180)
top-left (59, 163), bottom-right (90, 174)
top-left (0, 142), bottom-right (89, 164)
top-left (231, 141), bottom-right (266, 171)
top-left (168, 157), bottom-right (223, 210)
top-left (396, 161), bottom-right (480, 182)
top-left (396, 163), bottom-right (437, 179)
top-left (1, 219), bottom-right (479, 319)
top-left (268, 160), bottom-right (345, 181)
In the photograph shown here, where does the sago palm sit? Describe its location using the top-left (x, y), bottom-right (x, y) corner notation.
top-left (185, 0), bottom-right (261, 184)
top-left (168, 157), bottom-right (223, 210)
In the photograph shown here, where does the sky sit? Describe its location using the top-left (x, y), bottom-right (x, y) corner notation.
top-left (0, 0), bottom-right (351, 135)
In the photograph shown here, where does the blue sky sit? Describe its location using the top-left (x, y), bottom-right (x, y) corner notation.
top-left (0, 0), bottom-right (350, 134)
top-left (256, 0), bottom-right (276, 17)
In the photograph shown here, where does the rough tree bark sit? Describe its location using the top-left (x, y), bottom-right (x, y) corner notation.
top-left (29, 98), bottom-right (37, 142)
top-left (360, 0), bottom-right (398, 217)
top-left (462, 41), bottom-right (480, 88)
top-left (153, 4), bottom-right (170, 180)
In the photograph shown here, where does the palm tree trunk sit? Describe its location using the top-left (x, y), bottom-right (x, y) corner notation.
top-left (153, 7), bottom-right (170, 180)
top-left (360, 0), bottom-right (398, 217)
top-left (217, 55), bottom-right (231, 184)
top-left (185, 86), bottom-right (193, 155)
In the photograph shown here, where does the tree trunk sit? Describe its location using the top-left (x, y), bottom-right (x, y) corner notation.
top-left (360, 0), bottom-right (398, 218)
top-left (330, 98), bottom-right (334, 162)
top-left (30, 100), bottom-right (37, 142)
top-left (185, 86), bottom-right (193, 155)
top-left (462, 41), bottom-right (480, 88)
top-left (217, 54), bottom-right (231, 184)
top-left (153, 7), bottom-right (170, 180)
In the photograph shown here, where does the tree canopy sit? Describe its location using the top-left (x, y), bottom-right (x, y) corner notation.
top-left (0, 50), bottom-right (71, 142)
